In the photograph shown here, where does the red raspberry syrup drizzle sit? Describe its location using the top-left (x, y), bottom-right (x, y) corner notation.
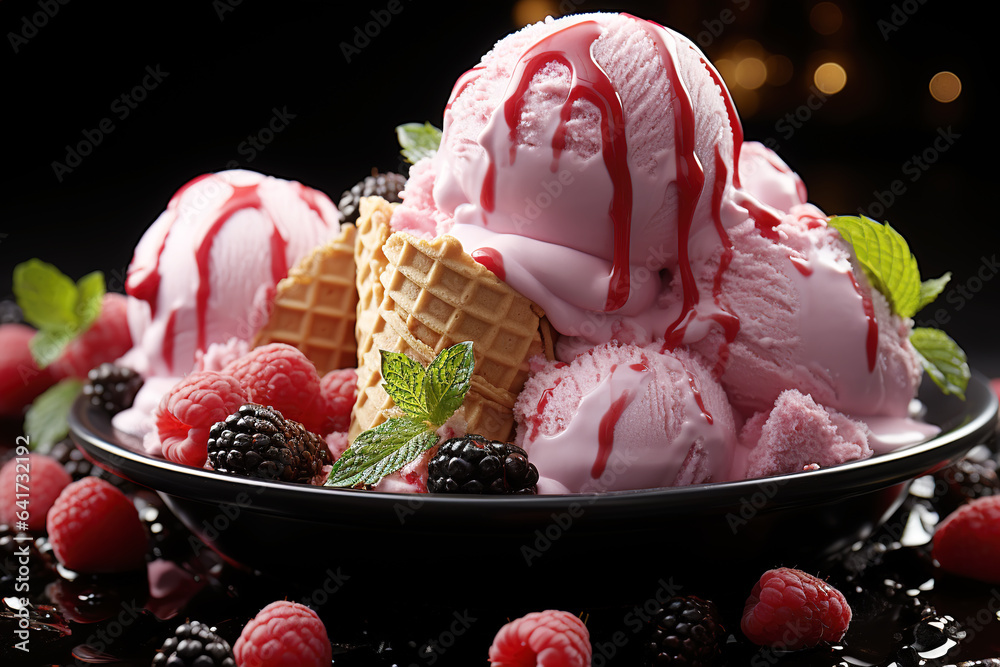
top-left (126, 178), bottom-right (290, 372)
top-left (484, 19), bottom-right (633, 311)
top-left (471, 248), bottom-right (505, 281)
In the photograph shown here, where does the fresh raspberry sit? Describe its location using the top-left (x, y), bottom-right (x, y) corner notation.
top-left (223, 344), bottom-right (322, 431)
top-left (0, 323), bottom-right (57, 418)
top-left (313, 368), bottom-right (357, 434)
top-left (48, 293), bottom-right (133, 380)
top-left (933, 495), bottom-right (1000, 583)
top-left (741, 567), bottom-right (851, 650)
top-left (488, 610), bottom-right (591, 667)
top-left (46, 477), bottom-right (147, 573)
top-left (155, 371), bottom-right (248, 467)
top-left (0, 453), bottom-right (72, 532)
top-left (234, 600), bottom-right (332, 667)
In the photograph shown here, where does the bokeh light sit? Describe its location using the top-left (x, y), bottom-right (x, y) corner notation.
top-left (929, 71), bottom-right (962, 103)
top-left (765, 54), bottom-right (794, 86)
top-left (512, 0), bottom-right (559, 26)
top-left (814, 62), bottom-right (847, 94)
top-left (810, 2), bottom-right (843, 35)
top-left (714, 58), bottom-right (737, 88)
top-left (735, 57), bottom-right (768, 90)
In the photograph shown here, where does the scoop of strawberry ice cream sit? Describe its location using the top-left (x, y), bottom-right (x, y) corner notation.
top-left (687, 204), bottom-right (924, 420)
top-left (121, 170), bottom-right (342, 379)
top-left (395, 13), bottom-right (748, 343)
top-left (734, 389), bottom-right (874, 479)
top-left (515, 342), bottom-right (738, 493)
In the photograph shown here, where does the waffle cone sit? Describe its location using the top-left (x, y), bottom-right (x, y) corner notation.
top-left (350, 230), bottom-right (552, 442)
top-left (252, 223), bottom-right (357, 375)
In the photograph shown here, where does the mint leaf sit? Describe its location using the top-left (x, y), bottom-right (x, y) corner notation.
top-left (75, 271), bottom-right (106, 331)
top-left (13, 260), bottom-right (107, 368)
top-left (380, 350), bottom-right (430, 421)
top-left (827, 216), bottom-right (921, 318)
top-left (29, 328), bottom-right (77, 369)
top-left (916, 272), bottom-right (951, 313)
top-left (910, 327), bottom-right (969, 399)
top-left (396, 122), bottom-right (442, 164)
top-left (325, 417), bottom-right (439, 488)
top-left (13, 259), bottom-right (79, 331)
top-left (423, 341), bottom-right (475, 424)
top-left (25, 379), bottom-right (83, 453)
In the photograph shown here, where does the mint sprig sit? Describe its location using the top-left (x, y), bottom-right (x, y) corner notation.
top-left (909, 327), bottom-right (970, 399)
top-left (396, 122), bottom-right (442, 164)
top-left (13, 260), bottom-right (106, 368)
top-left (25, 378), bottom-right (84, 452)
top-left (326, 341), bottom-right (475, 488)
top-left (827, 216), bottom-right (921, 318)
top-left (916, 272), bottom-right (951, 313)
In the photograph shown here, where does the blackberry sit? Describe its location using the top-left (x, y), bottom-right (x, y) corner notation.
top-left (427, 434), bottom-right (538, 494)
top-left (338, 170), bottom-right (407, 224)
top-left (152, 620), bottom-right (236, 667)
top-left (83, 363), bottom-right (143, 415)
top-left (48, 439), bottom-right (94, 480)
top-left (207, 404), bottom-right (330, 483)
top-left (933, 458), bottom-right (999, 513)
top-left (645, 596), bottom-right (725, 666)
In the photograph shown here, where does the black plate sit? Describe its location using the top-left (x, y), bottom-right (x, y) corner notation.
top-left (70, 374), bottom-right (997, 605)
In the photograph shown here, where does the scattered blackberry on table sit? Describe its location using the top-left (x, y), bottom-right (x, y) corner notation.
top-left (933, 457), bottom-right (999, 513)
top-left (152, 620), bottom-right (236, 667)
top-left (645, 595), bottom-right (725, 666)
top-left (207, 404), bottom-right (330, 483)
top-left (427, 434), bottom-right (538, 494)
top-left (83, 363), bottom-right (143, 415)
top-left (338, 170), bottom-right (407, 224)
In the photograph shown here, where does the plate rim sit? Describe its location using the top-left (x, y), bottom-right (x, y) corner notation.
top-left (69, 372), bottom-right (997, 521)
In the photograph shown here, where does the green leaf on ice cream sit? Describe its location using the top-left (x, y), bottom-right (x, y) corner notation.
top-left (423, 341), bottom-right (474, 425)
top-left (916, 272), bottom-right (951, 313)
top-left (827, 216), bottom-right (922, 318)
top-left (326, 418), bottom-right (439, 487)
top-left (12, 259), bottom-right (106, 368)
top-left (326, 342), bottom-right (475, 488)
top-left (909, 327), bottom-right (970, 399)
top-left (828, 216), bottom-right (967, 400)
top-left (396, 122), bottom-right (442, 164)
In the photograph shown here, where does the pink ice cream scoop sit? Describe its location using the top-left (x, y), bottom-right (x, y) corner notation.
top-left (687, 204), bottom-right (924, 419)
top-left (396, 12), bottom-right (752, 342)
top-left (514, 342), bottom-right (738, 493)
top-left (121, 170), bottom-right (342, 378)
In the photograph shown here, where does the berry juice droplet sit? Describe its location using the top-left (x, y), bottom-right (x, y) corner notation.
top-left (471, 248), bottom-right (505, 281)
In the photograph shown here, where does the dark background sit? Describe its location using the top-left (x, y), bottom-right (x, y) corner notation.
top-left (2, 0), bottom-right (996, 373)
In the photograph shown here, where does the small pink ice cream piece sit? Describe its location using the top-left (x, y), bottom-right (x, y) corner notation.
top-left (515, 342), bottom-right (738, 492)
top-left (688, 205), bottom-right (924, 419)
top-left (738, 141), bottom-right (808, 213)
top-left (122, 170), bottom-right (342, 379)
top-left (735, 389), bottom-right (874, 479)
